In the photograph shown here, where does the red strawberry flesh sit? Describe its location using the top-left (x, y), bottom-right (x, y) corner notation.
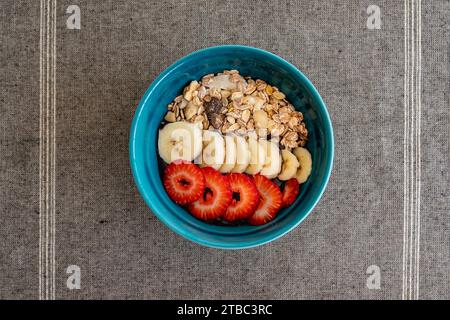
top-left (188, 167), bottom-right (232, 221)
top-left (223, 173), bottom-right (260, 222)
top-left (281, 178), bottom-right (300, 208)
top-left (163, 161), bottom-right (205, 205)
top-left (248, 174), bottom-right (283, 226)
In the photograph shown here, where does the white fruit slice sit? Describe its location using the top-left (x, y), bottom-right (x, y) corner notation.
top-left (259, 140), bottom-right (282, 179)
top-left (278, 149), bottom-right (300, 181)
top-left (199, 130), bottom-right (225, 170)
top-left (158, 121), bottom-right (202, 163)
top-left (245, 137), bottom-right (266, 175)
top-left (219, 134), bottom-right (237, 173)
top-left (231, 135), bottom-right (250, 173)
top-left (293, 147), bottom-right (312, 184)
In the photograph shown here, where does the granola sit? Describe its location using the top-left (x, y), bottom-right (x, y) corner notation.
top-left (163, 70), bottom-right (308, 150)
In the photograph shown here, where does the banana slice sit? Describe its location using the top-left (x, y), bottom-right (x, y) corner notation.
top-left (278, 149), bottom-right (300, 181)
top-left (231, 135), bottom-right (250, 173)
top-left (293, 147), bottom-right (312, 184)
top-left (259, 140), bottom-right (282, 179)
top-left (199, 130), bottom-right (225, 170)
top-left (158, 121), bottom-right (202, 163)
top-left (245, 137), bottom-right (266, 175)
top-left (219, 134), bottom-right (237, 173)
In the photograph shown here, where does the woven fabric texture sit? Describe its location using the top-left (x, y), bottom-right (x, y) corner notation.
top-left (0, 0), bottom-right (448, 299)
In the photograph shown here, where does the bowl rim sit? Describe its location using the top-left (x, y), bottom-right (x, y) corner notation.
top-left (129, 45), bottom-right (334, 249)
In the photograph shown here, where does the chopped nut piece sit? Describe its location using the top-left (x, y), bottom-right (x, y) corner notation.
top-left (183, 81), bottom-right (200, 101)
top-left (192, 96), bottom-right (202, 106)
top-left (179, 99), bottom-right (188, 109)
top-left (184, 103), bottom-right (198, 120)
top-left (164, 111), bottom-right (176, 122)
top-left (197, 86), bottom-right (207, 99)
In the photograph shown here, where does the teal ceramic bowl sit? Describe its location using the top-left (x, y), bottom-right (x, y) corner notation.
top-left (130, 45), bottom-right (333, 249)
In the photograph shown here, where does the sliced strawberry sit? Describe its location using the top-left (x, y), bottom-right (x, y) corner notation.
top-left (188, 167), bottom-right (232, 221)
top-left (163, 161), bottom-right (205, 205)
top-left (223, 173), bottom-right (260, 222)
top-left (281, 178), bottom-right (300, 208)
top-left (248, 174), bottom-right (283, 226)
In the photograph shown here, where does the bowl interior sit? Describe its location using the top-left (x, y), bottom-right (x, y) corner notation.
top-left (130, 46), bottom-right (333, 248)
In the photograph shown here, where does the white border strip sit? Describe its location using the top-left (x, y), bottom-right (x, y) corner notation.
top-left (415, 0), bottom-right (422, 300)
top-left (51, 0), bottom-right (57, 300)
top-left (39, 0), bottom-right (44, 301)
top-left (39, 0), bottom-right (57, 300)
top-left (402, 0), bottom-right (421, 300)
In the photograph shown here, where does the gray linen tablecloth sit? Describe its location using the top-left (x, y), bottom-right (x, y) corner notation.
top-left (0, 0), bottom-right (448, 299)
